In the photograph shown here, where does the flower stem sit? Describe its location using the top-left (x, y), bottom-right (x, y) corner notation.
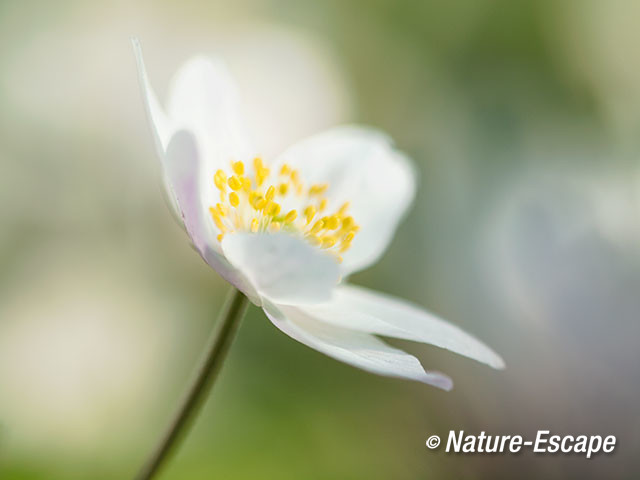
top-left (135, 287), bottom-right (249, 480)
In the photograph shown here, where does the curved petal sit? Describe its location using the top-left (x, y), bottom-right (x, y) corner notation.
top-left (132, 41), bottom-right (255, 243)
top-left (167, 55), bottom-right (255, 174)
top-left (273, 126), bottom-right (416, 275)
top-left (165, 131), bottom-right (259, 303)
top-left (263, 301), bottom-right (453, 389)
top-left (221, 233), bottom-right (340, 306)
top-left (132, 38), bottom-right (173, 157)
top-left (298, 284), bottom-right (505, 369)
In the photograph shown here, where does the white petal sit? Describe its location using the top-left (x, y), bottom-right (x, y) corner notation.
top-left (221, 232), bottom-right (340, 306)
top-left (132, 41), bottom-right (255, 243)
top-left (263, 301), bottom-right (453, 389)
top-left (164, 131), bottom-right (260, 303)
top-left (299, 284), bottom-right (505, 369)
top-left (167, 55), bottom-right (255, 174)
top-left (273, 126), bottom-right (416, 275)
top-left (132, 38), bottom-right (173, 157)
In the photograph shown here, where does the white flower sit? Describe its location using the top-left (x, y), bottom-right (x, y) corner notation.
top-left (133, 40), bottom-right (504, 390)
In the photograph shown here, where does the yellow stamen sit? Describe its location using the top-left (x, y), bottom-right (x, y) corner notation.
top-left (209, 207), bottom-right (226, 231)
top-left (232, 161), bottom-right (245, 175)
top-left (325, 215), bottom-right (340, 230)
top-left (265, 186), bottom-right (276, 201)
top-left (266, 202), bottom-right (281, 216)
top-left (306, 234), bottom-right (321, 246)
top-left (228, 176), bottom-right (242, 191)
top-left (310, 219), bottom-right (324, 235)
top-left (309, 183), bottom-right (328, 195)
top-left (284, 210), bottom-right (298, 223)
top-left (304, 205), bottom-right (316, 224)
top-left (214, 170), bottom-right (227, 190)
top-left (255, 197), bottom-right (266, 210)
top-left (209, 156), bottom-right (360, 257)
top-left (269, 222), bottom-right (281, 232)
top-left (321, 236), bottom-right (337, 248)
top-left (256, 167), bottom-right (269, 186)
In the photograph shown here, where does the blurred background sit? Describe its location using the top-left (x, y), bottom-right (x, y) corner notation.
top-left (1, 0), bottom-right (639, 478)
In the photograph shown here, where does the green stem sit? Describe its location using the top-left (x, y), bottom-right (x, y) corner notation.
top-left (135, 287), bottom-right (249, 480)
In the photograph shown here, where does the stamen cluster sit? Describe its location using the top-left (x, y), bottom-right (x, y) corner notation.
top-left (209, 158), bottom-right (359, 260)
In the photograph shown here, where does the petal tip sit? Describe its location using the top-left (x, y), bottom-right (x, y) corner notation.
top-left (421, 373), bottom-right (454, 391)
top-left (490, 353), bottom-right (506, 370)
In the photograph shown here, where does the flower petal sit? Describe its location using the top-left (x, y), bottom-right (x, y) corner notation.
top-left (298, 284), bottom-right (505, 369)
top-left (166, 55), bottom-right (255, 174)
top-left (263, 301), bottom-right (453, 389)
top-left (133, 41), bottom-right (256, 241)
top-left (164, 131), bottom-right (260, 303)
top-left (132, 38), bottom-right (173, 157)
top-left (273, 126), bottom-right (416, 275)
top-left (221, 232), bottom-right (340, 306)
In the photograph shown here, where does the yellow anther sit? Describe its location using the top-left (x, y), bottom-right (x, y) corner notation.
top-left (310, 219), bottom-right (324, 235)
top-left (214, 170), bottom-right (227, 190)
top-left (228, 176), bottom-right (242, 191)
top-left (255, 197), bottom-right (266, 210)
top-left (306, 234), bottom-right (321, 246)
top-left (232, 161), bottom-right (245, 175)
top-left (309, 183), bottom-right (328, 195)
top-left (266, 202), bottom-right (281, 216)
top-left (304, 205), bottom-right (316, 224)
top-left (338, 202), bottom-right (350, 215)
top-left (284, 210), bottom-right (298, 223)
top-left (325, 215), bottom-right (340, 230)
top-left (321, 236), bottom-right (337, 248)
top-left (266, 186), bottom-right (276, 201)
top-left (209, 207), bottom-right (226, 231)
top-left (339, 242), bottom-right (352, 253)
top-left (211, 155), bottom-right (359, 256)
top-left (256, 167), bottom-right (270, 186)
top-left (269, 222), bottom-right (281, 232)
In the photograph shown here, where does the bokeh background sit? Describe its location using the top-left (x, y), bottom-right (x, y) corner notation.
top-left (1, 0), bottom-right (639, 478)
